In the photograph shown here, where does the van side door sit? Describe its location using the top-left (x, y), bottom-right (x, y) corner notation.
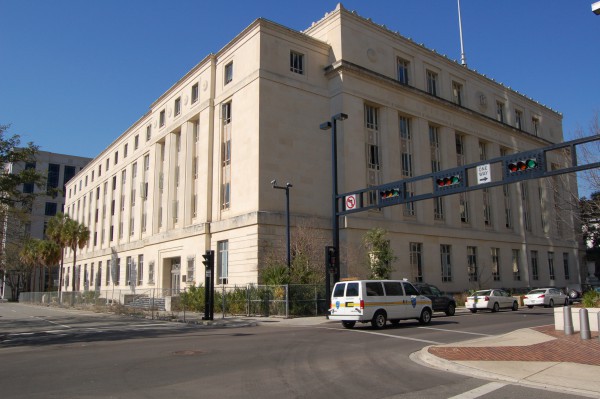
top-left (383, 281), bottom-right (404, 319)
top-left (402, 281), bottom-right (422, 318)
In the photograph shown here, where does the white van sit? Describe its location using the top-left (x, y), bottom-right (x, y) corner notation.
top-left (329, 280), bottom-right (433, 329)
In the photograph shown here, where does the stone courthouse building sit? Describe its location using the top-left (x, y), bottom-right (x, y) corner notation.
top-left (62, 4), bottom-right (580, 295)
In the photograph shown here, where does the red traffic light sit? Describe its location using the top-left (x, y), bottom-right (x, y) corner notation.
top-left (436, 175), bottom-right (460, 187)
top-left (508, 158), bottom-right (538, 173)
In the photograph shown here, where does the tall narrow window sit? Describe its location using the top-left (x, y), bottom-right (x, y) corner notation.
top-left (496, 101), bottom-right (505, 122)
top-left (400, 116), bottom-right (414, 216)
top-left (440, 245), bottom-right (452, 282)
top-left (548, 251), bottom-right (555, 280)
top-left (187, 257), bottom-right (195, 283)
top-left (224, 62), bottom-right (233, 85)
top-left (515, 109), bottom-right (523, 130)
top-left (365, 104), bottom-right (381, 206)
top-left (174, 97), bottom-right (181, 116)
top-left (191, 83), bottom-right (199, 104)
top-left (137, 255), bottom-right (144, 285)
top-left (115, 258), bottom-right (121, 285)
top-left (218, 240), bottom-right (229, 284)
top-left (430, 125), bottom-right (443, 220)
top-left (148, 261), bottom-right (155, 284)
top-left (491, 248), bottom-right (500, 281)
top-left (221, 102), bottom-right (232, 210)
top-left (467, 246), bottom-right (478, 282)
top-left (410, 242), bottom-right (423, 282)
top-left (23, 162), bottom-right (36, 193)
top-left (134, 135), bottom-right (139, 150)
top-left (563, 252), bottom-right (570, 280)
top-left (452, 81), bottom-right (463, 105)
top-left (521, 182), bottom-right (531, 231)
top-left (397, 57), bottom-right (409, 85)
top-left (531, 250), bottom-right (539, 280)
top-left (46, 163), bottom-right (60, 195)
top-left (146, 125), bottom-right (152, 141)
top-left (159, 110), bottom-right (165, 127)
top-left (290, 51), bottom-right (304, 74)
top-left (512, 249), bottom-right (521, 281)
top-left (531, 117), bottom-right (540, 136)
top-left (426, 70), bottom-right (438, 96)
top-left (106, 260), bottom-right (111, 286)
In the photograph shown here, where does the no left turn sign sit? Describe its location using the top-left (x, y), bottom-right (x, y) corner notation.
top-left (345, 195), bottom-right (357, 210)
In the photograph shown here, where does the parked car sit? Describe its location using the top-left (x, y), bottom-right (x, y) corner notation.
top-left (523, 288), bottom-right (568, 308)
top-left (465, 289), bottom-right (519, 313)
top-left (564, 283), bottom-right (599, 300)
top-left (413, 283), bottom-right (456, 316)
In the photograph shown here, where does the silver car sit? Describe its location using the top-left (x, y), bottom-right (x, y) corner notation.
top-left (523, 288), bottom-right (568, 308)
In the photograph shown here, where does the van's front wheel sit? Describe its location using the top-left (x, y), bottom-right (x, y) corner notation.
top-left (371, 311), bottom-right (387, 329)
top-left (419, 308), bottom-right (432, 325)
top-left (341, 321), bottom-right (356, 329)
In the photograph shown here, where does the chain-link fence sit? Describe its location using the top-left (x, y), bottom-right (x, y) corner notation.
top-left (18, 284), bottom-right (328, 319)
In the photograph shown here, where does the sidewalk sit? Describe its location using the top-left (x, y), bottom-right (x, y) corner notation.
top-left (413, 325), bottom-right (600, 398)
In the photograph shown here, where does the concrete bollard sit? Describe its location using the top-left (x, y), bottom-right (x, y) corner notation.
top-left (580, 308), bottom-right (591, 340)
top-left (563, 305), bottom-right (574, 335)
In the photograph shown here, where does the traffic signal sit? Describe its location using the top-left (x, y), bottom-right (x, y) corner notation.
top-left (433, 168), bottom-right (465, 194)
top-left (378, 185), bottom-right (404, 206)
top-left (503, 150), bottom-right (545, 182)
top-left (507, 158), bottom-right (538, 173)
top-left (435, 175), bottom-right (461, 187)
top-left (326, 246), bottom-right (338, 275)
top-left (202, 250), bottom-right (214, 268)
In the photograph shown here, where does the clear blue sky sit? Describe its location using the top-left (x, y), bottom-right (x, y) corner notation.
top-left (2, 1), bottom-right (599, 163)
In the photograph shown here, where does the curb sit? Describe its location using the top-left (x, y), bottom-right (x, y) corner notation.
top-left (411, 346), bottom-right (599, 398)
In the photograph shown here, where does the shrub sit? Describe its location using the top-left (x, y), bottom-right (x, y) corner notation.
top-left (581, 290), bottom-right (600, 308)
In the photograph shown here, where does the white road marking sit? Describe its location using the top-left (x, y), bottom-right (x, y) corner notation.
top-left (30, 315), bottom-right (71, 329)
top-left (448, 382), bottom-right (507, 399)
top-left (417, 326), bottom-right (493, 336)
top-left (320, 327), bottom-right (443, 344)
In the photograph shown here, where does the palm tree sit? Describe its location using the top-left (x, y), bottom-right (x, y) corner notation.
top-left (19, 238), bottom-right (41, 291)
top-left (63, 219), bottom-right (90, 292)
top-left (38, 240), bottom-right (61, 291)
top-left (46, 213), bottom-right (69, 293)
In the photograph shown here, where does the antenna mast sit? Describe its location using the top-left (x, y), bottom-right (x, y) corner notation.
top-left (457, 0), bottom-right (467, 67)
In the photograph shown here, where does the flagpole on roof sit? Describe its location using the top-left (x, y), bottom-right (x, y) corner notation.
top-left (457, 0), bottom-right (467, 67)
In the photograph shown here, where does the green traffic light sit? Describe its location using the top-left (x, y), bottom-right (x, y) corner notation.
top-left (526, 159), bottom-right (537, 168)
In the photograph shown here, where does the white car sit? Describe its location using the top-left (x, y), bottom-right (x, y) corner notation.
top-left (466, 289), bottom-right (519, 313)
top-left (523, 288), bottom-right (568, 308)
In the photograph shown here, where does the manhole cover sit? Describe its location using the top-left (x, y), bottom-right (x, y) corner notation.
top-left (172, 350), bottom-right (203, 356)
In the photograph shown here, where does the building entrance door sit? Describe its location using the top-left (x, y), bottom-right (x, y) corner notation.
top-left (171, 262), bottom-right (181, 294)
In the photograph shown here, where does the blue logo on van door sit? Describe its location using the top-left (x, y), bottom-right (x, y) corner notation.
top-left (411, 297), bottom-right (417, 308)
top-left (336, 301), bottom-right (340, 309)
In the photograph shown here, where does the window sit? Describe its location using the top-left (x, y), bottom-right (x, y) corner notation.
top-left (483, 188), bottom-right (492, 226)
top-left (114, 151), bottom-right (118, 165)
top-left (491, 248), bottom-right (500, 281)
top-left (106, 158), bottom-right (110, 171)
top-left (366, 282), bottom-right (384, 296)
top-left (400, 116), bottom-right (414, 216)
top-left (115, 258), bottom-right (121, 285)
top-left (137, 255), bottom-right (144, 285)
top-left (218, 240), bottom-right (229, 284)
top-left (548, 251), bottom-right (555, 280)
top-left (512, 249), bottom-right (521, 281)
top-left (159, 109), bottom-right (165, 127)
top-left (467, 246), bottom-right (478, 282)
top-left (290, 51), bottom-right (304, 74)
top-left (426, 70), bottom-right (438, 96)
top-left (563, 253), bottom-right (570, 280)
top-left (224, 62), bottom-right (233, 85)
top-left (126, 256), bottom-right (133, 286)
top-left (106, 260), bottom-right (111, 286)
top-left (531, 117), bottom-right (540, 136)
top-left (46, 163), bottom-right (60, 195)
top-left (397, 57), bottom-right (409, 85)
top-left (174, 97), bottom-right (181, 116)
top-left (146, 125), bottom-right (152, 141)
top-left (430, 126), bottom-right (443, 220)
top-left (187, 257), bottom-right (195, 283)
top-left (365, 104), bottom-right (381, 206)
top-left (144, 154), bottom-right (150, 171)
top-left (410, 242), bottom-right (423, 282)
top-left (148, 261), bottom-right (155, 284)
top-left (23, 162), bottom-right (36, 193)
top-left (124, 144), bottom-right (128, 158)
top-left (441, 244), bottom-right (452, 282)
top-left (134, 135), bottom-right (139, 150)
top-left (45, 202), bottom-right (57, 216)
top-left (521, 182), bottom-right (531, 231)
top-left (452, 81), bottom-right (463, 105)
top-left (221, 102), bottom-right (232, 210)
top-left (496, 101), bottom-right (505, 123)
top-left (515, 110), bottom-right (523, 130)
top-left (191, 83), bottom-right (199, 104)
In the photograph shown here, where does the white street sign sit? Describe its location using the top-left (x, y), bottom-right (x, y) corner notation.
top-left (345, 194), bottom-right (357, 210)
top-left (477, 164), bottom-right (491, 184)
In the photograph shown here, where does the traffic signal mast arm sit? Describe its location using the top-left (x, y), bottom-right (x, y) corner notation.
top-left (338, 135), bottom-right (600, 216)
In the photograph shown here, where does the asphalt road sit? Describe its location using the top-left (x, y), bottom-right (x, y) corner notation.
top-left (0, 303), bottom-right (591, 399)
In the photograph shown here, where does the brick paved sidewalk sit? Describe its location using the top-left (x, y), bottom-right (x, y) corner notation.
top-left (428, 325), bottom-right (600, 366)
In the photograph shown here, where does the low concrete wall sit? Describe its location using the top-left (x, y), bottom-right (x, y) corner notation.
top-left (554, 307), bottom-right (600, 332)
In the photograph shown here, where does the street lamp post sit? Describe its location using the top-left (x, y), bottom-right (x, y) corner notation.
top-left (271, 180), bottom-right (293, 269)
top-left (320, 112), bottom-right (348, 306)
